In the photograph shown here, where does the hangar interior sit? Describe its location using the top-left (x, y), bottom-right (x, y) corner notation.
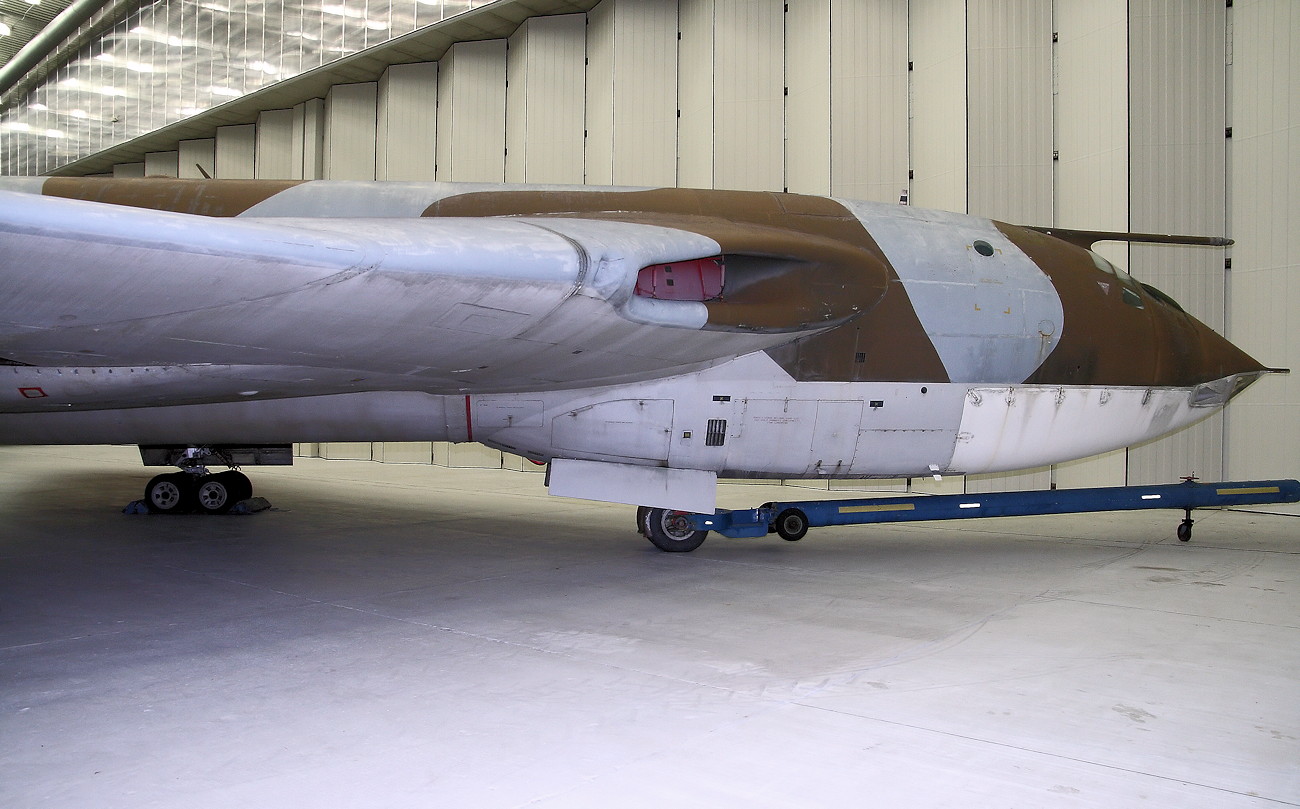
top-left (1, 1), bottom-right (1298, 807)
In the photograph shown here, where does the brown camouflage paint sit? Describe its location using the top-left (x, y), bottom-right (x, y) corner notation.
top-left (28, 178), bottom-right (1258, 387)
top-left (999, 223), bottom-right (1263, 387)
top-left (42, 177), bottom-right (303, 217)
top-left (425, 189), bottom-right (951, 382)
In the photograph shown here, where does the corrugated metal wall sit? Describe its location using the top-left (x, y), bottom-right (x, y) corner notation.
top-left (785, 1), bottom-right (831, 195)
top-left (214, 124), bottom-right (256, 179)
top-left (1226, 0), bottom-right (1298, 485)
top-left (506, 15), bottom-right (587, 184)
top-left (909, 0), bottom-right (967, 213)
top-left (1126, 1), bottom-right (1229, 485)
top-left (254, 111), bottom-right (294, 180)
top-left (377, 62), bottom-right (438, 182)
top-left (101, 0), bottom-right (1295, 487)
top-left (180, 139), bottom-right (216, 180)
top-left (584, 0), bottom-right (678, 186)
top-left (436, 40), bottom-right (507, 183)
top-left (711, 0), bottom-right (785, 192)
top-left (830, 0), bottom-right (909, 203)
top-left (323, 82), bottom-right (379, 181)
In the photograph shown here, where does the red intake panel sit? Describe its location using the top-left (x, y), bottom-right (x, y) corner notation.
top-left (635, 257), bottom-right (725, 301)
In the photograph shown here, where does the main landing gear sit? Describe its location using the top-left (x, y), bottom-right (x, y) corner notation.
top-left (144, 469), bottom-right (253, 514)
top-left (637, 506), bottom-right (709, 553)
top-left (143, 447), bottom-right (256, 515)
top-left (635, 504), bottom-right (806, 552)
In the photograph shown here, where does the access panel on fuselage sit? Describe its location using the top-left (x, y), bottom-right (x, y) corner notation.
top-left (724, 398), bottom-right (861, 476)
top-left (852, 384), bottom-right (967, 476)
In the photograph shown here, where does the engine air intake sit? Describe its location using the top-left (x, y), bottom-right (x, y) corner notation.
top-left (635, 257), bottom-right (725, 301)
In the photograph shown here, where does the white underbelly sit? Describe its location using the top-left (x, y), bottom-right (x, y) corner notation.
top-left (946, 384), bottom-right (1204, 474)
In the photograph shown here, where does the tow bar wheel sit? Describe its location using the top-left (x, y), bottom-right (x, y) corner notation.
top-left (774, 508), bottom-right (809, 541)
top-left (642, 507), bottom-right (709, 553)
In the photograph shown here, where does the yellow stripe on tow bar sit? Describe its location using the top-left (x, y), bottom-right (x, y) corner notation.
top-left (1216, 486), bottom-right (1280, 496)
top-left (839, 503), bottom-right (917, 514)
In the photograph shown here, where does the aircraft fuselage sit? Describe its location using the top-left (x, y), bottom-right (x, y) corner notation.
top-left (0, 178), bottom-right (1271, 512)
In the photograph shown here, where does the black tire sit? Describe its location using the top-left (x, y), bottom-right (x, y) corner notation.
top-left (194, 472), bottom-right (245, 515)
top-left (643, 507), bottom-right (708, 553)
top-left (144, 473), bottom-right (193, 514)
top-left (636, 506), bottom-right (651, 537)
top-left (774, 508), bottom-right (809, 541)
top-left (1177, 519), bottom-right (1193, 542)
top-left (219, 470), bottom-right (253, 503)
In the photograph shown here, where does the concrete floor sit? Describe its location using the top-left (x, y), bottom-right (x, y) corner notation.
top-left (1, 445), bottom-right (1297, 808)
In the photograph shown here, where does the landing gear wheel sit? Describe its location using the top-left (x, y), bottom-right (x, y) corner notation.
top-left (636, 506), bottom-right (651, 537)
top-left (219, 470), bottom-right (253, 503)
top-left (774, 508), bottom-right (809, 542)
top-left (194, 471), bottom-right (253, 515)
top-left (145, 472), bottom-right (193, 514)
top-left (643, 507), bottom-right (709, 553)
top-left (1177, 517), bottom-right (1194, 542)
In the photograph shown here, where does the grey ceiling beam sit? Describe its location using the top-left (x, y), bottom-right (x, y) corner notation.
top-left (0, 0), bottom-right (146, 111)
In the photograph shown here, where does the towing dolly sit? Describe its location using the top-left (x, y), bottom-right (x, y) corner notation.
top-left (638, 478), bottom-right (1300, 552)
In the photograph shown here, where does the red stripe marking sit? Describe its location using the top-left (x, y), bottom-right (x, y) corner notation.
top-left (464, 395), bottom-right (473, 442)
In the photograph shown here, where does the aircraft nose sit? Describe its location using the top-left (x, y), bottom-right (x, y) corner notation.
top-left (1002, 225), bottom-right (1275, 392)
top-left (1142, 282), bottom-right (1274, 404)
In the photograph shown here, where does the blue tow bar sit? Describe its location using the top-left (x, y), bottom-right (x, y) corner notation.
top-left (689, 479), bottom-right (1300, 542)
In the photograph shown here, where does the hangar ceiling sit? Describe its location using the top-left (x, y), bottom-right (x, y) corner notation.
top-left (0, 0), bottom-right (81, 69)
top-left (0, 0), bottom-right (595, 175)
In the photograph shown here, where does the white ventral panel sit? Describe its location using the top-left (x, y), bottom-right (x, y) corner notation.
top-left (548, 458), bottom-right (718, 514)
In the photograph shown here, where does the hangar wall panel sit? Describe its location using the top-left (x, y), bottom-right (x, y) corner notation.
top-left (785, 0), bottom-right (831, 195)
top-left (1050, 0), bottom-right (1130, 489)
top-left (1127, 0), bottom-right (1228, 485)
top-left (506, 24), bottom-right (529, 183)
top-left (436, 40), bottom-right (508, 183)
top-left (255, 110), bottom-right (295, 180)
top-left (677, 0), bottom-right (715, 188)
top-left (215, 124), bottom-right (256, 179)
top-left (374, 443), bottom-right (435, 464)
top-left (1054, 0), bottom-right (1129, 232)
top-left (829, 0), bottom-right (909, 203)
top-left (584, 0), bottom-right (615, 184)
top-left (377, 63), bottom-right (438, 182)
top-left (966, 0), bottom-right (1053, 224)
top-left (113, 163), bottom-right (145, 177)
top-left (144, 151), bottom-right (178, 178)
top-left (909, 0), bottom-right (968, 212)
top-left (967, 466), bottom-right (1053, 495)
top-left (178, 138), bottom-right (215, 180)
top-left (323, 82), bottom-right (379, 181)
top-left (585, 0), bottom-right (678, 186)
top-left (506, 15), bottom-right (586, 184)
top-left (321, 443), bottom-right (373, 462)
top-left (292, 99), bottom-right (326, 181)
top-left (1226, 0), bottom-right (1299, 483)
top-left (711, 0), bottom-right (785, 192)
